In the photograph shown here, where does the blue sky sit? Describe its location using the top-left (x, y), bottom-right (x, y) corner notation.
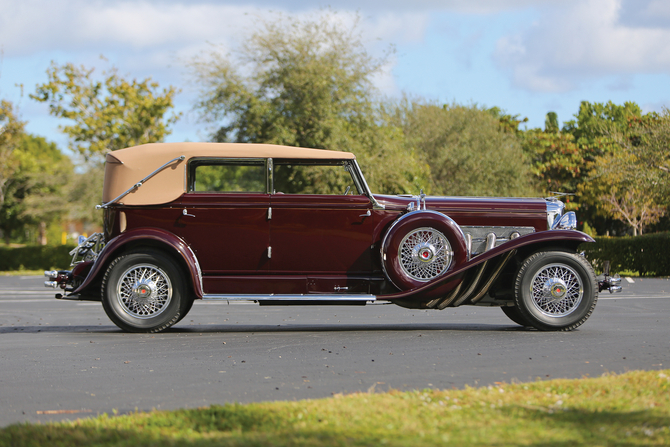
top-left (1, 0), bottom-right (669, 154)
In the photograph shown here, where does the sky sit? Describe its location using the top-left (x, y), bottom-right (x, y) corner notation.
top-left (1, 0), bottom-right (669, 155)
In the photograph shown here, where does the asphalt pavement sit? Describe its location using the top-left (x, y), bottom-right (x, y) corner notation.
top-left (1, 274), bottom-right (668, 427)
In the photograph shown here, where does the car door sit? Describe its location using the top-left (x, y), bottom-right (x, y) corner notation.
top-left (269, 159), bottom-right (374, 293)
top-left (176, 158), bottom-right (270, 278)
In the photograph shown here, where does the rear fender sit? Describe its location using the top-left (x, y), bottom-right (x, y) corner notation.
top-left (380, 229), bottom-right (594, 301)
top-left (72, 228), bottom-right (203, 298)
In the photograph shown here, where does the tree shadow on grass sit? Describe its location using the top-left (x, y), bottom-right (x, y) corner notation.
top-left (1, 405), bottom-right (667, 447)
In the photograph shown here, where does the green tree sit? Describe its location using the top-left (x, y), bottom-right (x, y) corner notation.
top-left (31, 61), bottom-right (180, 163)
top-left (191, 12), bottom-right (428, 194)
top-left (521, 128), bottom-right (583, 198)
top-left (544, 111), bottom-right (559, 133)
top-left (0, 134), bottom-right (73, 244)
top-left (487, 107), bottom-right (528, 135)
top-left (395, 102), bottom-right (536, 197)
top-left (520, 102), bottom-right (650, 234)
top-left (623, 110), bottom-right (670, 201)
top-left (0, 100), bottom-right (25, 213)
top-left (584, 110), bottom-right (670, 235)
top-left (586, 148), bottom-right (664, 236)
top-left (563, 101), bottom-right (643, 145)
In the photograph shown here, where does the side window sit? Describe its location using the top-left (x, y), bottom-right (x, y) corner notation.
top-left (189, 159), bottom-right (266, 193)
top-left (273, 160), bottom-right (361, 195)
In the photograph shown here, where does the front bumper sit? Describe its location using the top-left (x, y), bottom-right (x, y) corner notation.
top-left (598, 275), bottom-right (622, 293)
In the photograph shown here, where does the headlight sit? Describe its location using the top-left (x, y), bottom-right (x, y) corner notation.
top-left (552, 211), bottom-right (577, 230)
top-left (546, 199), bottom-right (565, 230)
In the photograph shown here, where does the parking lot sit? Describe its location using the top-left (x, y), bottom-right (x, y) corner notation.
top-left (1, 274), bottom-right (668, 426)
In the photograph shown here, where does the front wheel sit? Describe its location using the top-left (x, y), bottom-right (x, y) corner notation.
top-left (101, 250), bottom-right (190, 333)
top-left (514, 251), bottom-right (597, 331)
top-left (501, 305), bottom-right (532, 327)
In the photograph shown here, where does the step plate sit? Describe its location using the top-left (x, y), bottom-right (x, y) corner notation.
top-left (202, 294), bottom-right (376, 305)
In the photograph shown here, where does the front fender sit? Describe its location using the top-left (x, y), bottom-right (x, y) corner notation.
top-left (73, 228), bottom-right (204, 298)
top-left (379, 229), bottom-right (594, 301)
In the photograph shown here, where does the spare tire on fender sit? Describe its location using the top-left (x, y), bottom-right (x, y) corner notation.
top-left (381, 210), bottom-right (467, 290)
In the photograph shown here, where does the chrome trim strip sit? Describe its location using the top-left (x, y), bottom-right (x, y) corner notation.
top-left (97, 156), bottom-right (185, 209)
top-left (462, 226), bottom-right (534, 257)
top-left (202, 294), bottom-right (376, 302)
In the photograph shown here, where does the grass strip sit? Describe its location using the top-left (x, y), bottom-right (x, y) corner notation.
top-left (2, 369), bottom-right (669, 447)
top-left (0, 271), bottom-right (44, 276)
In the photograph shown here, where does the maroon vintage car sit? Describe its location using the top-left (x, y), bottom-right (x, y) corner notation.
top-left (45, 142), bottom-right (621, 332)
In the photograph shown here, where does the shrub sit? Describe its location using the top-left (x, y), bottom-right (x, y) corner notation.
top-left (0, 245), bottom-right (75, 271)
top-left (582, 232), bottom-right (670, 276)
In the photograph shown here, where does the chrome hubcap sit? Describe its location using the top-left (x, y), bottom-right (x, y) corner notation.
top-left (116, 264), bottom-right (172, 319)
top-left (399, 227), bottom-right (452, 282)
top-left (415, 242), bottom-right (436, 263)
top-left (530, 263), bottom-right (583, 317)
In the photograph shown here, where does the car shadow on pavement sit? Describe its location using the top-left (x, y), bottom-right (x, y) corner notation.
top-left (0, 323), bottom-right (535, 334)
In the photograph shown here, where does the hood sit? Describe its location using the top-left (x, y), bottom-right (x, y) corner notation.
top-left (375, 194), bottom-right (549, 231)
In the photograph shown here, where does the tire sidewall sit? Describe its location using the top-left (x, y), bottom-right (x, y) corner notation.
top-left (382, 213), bottom-right (466, 290)
top-left (102, 250), bottom-right (185, 333)
top-left (501, 305), bottom-right (531, 327)
top-left (515, 251), bottom-right (597, 331)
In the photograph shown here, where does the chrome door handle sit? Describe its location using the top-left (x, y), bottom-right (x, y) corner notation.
top-left (359, 210), bottom-right (371, 217)
top-left (182, 208), bottom-right (195, 218)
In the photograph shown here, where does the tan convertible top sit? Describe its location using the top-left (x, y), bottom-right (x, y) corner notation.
top-left (102, 142), bottom-right (356, 206)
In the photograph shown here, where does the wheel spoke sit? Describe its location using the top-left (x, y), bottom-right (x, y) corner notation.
top-left (115, 264), bottom-right (172, 319)
top-left (399, 227), bottom-right (452, 282)
top-left (529, 263), bottom-right (583, 317)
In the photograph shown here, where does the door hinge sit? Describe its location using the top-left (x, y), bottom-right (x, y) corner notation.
top-left (267, 246), bottom-right (272, 258)
top-left (268, 207), bottom-right (272, 220)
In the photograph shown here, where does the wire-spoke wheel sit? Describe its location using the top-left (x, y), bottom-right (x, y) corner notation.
top-left (399, 227), bottom-right (452, 282)
top-left (381, 211), bottom-right (466, 292)
top-left (102, 250), bottom-right (192, 333)
top-left (529, 263), bottom-right (583, 317)
top-left (514, 251), bottom-right (597, 331)
top-left (115, 264), bottom-right (173, 319)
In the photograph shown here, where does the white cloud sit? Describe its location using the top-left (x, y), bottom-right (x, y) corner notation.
top-left (239, 0), bottom-right (554, 15)
top-left (0, 0), bottom-right (555, 61)
top-left (619, 0), bottom-right (670, 28)
top-left (0, 0), bottom-right (262, 56)
top-left (494, 0), bottom-right (670, 92)
top-left (0, 0), bottom-right (439, 100)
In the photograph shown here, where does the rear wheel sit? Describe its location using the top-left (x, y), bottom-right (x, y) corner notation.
top-left (101, 250), bottom-right (189, 333)
top-left (514, 251), bottom-right (597, 331)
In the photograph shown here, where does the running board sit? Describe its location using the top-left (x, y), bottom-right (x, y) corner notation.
top-left (202, 294), bottom-right (376, 306)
